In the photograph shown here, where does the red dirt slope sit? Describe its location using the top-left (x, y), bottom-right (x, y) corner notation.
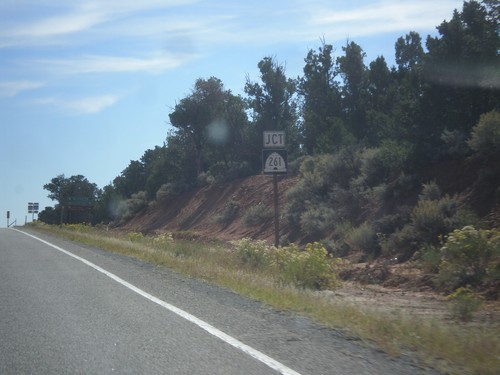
top-left (120, 175), bottom-right (299, 244)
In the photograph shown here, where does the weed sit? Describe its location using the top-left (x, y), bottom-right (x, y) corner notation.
top-left (299, 206), bottom-right (335, 236)
top-left (418, 243), bottom-right (442, 274)
top-left (419, 180), bottom-right (441, 201)
top-left (446, 287), bottom-right (483, 322)
top-left (242, 203), bottom-right (272, 226)
top-left (438, 226), bottom-right (500, 291)
top-left (127, 232), bottom-right (144, 242)
top-left (215, 200), bottom-right (240, 226)
top-left (232, 239), bottom-right (340, 290)
top-left (233, 238), bottom-right (269, 269)
top-left (468, 110), bottom-right (500, 156)
top-left (345, 222), bottom-right (378, 255)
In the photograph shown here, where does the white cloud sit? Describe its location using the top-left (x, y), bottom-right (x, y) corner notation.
top-left (0, 0), bottom-right (464, 50)
top-left (307, 0), bottom-right (463, 39)
top-left (26, 13), bottom-right (106, 38)
top-left (33, 94), bottom-right (119, 114)
top-left (0, 0), bottom-right (198, 46)
top-left (34, 52), bottom-right (197, 75)
top-left (0, 80), bottom-right (45, 97)
top-left (68, 94), bottom-right (119, 114)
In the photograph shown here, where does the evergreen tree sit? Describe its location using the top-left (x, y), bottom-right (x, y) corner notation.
top-left (421, 0), bottom-right (500, 158)
top-left (392, 32), bottom-right (425, 147)
top-left (337, 41), bottom-right (368, 141)
top-left (245, 57), bottom-right (301, 160)
top-left (169, 77), bottom-right (251, 176)
top-left (299, 42), bottom-right (350, 154)
top-left (365, 56), bottom-right (397, 144)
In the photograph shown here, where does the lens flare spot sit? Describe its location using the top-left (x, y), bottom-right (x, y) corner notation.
top-left (207, 119), bottom-right (229, 145)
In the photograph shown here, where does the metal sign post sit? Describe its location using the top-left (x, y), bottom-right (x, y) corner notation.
top-left (272, 174), bottom-right (279, 247)
top-left (262, 131), bottom-right (287, 247)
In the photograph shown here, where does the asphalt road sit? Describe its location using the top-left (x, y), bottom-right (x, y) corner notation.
top-left (0, 228), bottom-right (441, 374)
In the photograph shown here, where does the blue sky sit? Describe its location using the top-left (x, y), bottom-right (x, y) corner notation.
top-left (1, 0), bottom-right (464, 226)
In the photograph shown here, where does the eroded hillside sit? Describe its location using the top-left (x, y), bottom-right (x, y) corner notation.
top-left (120, 175), bottom-right (299, 244)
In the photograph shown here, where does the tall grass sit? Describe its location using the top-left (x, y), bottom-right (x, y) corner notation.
top-left (29, 223), bottom-right (500, 375)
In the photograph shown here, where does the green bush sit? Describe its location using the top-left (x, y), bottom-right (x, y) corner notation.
top-left (208, 161), bottom-right (253, 183)
top-left (233, 238), bottom-right (269, 268)
top-left (197, 171), bottom-right (216, 186)
top-left (383, 224), bottom-right (419, 259)
top-left (385, 193), bottom-right (478, 260)
top-left (152, 232), bottom-right (174, 248)
top-left (373, 211), bottom-right (409, 235)
top-left (361, 140), bottom-right (412, 186)
top-left (299, 206), bottom-right (335, 236)
top-left (155, 184), bottom-right (172, 201)
top-left (440, 129), bottom-right (468, 157)
top-left (419, 180), bottom-right (441, 201)
top-left (127, 231), bottom-right (144, 242)
top-left (411, 199), bottom-right (451, 243)
top-left (468, 110), bottom-right (500, 156)
top-left (329, 184), bottom-right (365, 223)
top-left (118, 191), bottom-right (148, 222)
top-left (215, 200), bottom-right (240, 226)
top-left (345, 222), bottom-right (378, 255)
top-left (324, 147), bottom-right (362, 189)
top-left (438, 226), bottom-right (500, 290)
top-left (243, 203), bottom-right (273, 226)
top-left (273, 242), bottom-right (341, 289)
top-left (232, 239), bottom-right (341, 290)
top-left (418, 243), bottom-right (442, 274)
top-left (412, 194), bottom-right (479, 243)
top-left (380, 173), bottom-right (419, 201)
top-left (284, 155), bottom-right (307, 176)
top-left (446, 287), bottom-right (483, 322)
top-left (285, 151), bottom-right (363, 231)
top-left (284, 184), bottom-right (308, 229)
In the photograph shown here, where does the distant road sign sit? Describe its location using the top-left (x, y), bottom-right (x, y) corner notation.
top-left (263, 149), bottom-right (287, 174)
top-left (263, 131), bottom-right (285, 148)
top-left (28, 202), bottom-right (39, 214)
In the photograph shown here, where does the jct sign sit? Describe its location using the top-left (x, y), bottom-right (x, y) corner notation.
top-left (263, 131), bottom-right (285, 148)
top-left (262, 131), bottom-right (287, 174)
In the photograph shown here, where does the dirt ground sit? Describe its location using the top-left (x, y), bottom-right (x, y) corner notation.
top-left (120, 174), bottom-right (500, 325)
top-left (330, 281), bottom-right (500, 326)
top-left (335, 261), bottom-right (500, 324)
top-left (121, 175), bottom-right (298, 243)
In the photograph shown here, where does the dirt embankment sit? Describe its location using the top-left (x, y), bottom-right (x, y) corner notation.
top-left (121, 175), bottom-right (299, 243)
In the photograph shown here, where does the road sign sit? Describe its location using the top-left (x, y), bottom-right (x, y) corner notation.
top-left (28, 202), bottom-right (39, 214)
top-left (263, 149), bottom-right (287, 174)
top-left (263, 131), bottom-right (285, 148)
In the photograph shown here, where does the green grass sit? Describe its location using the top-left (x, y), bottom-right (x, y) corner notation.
top-left (28, 222), bottom-right (500, 375)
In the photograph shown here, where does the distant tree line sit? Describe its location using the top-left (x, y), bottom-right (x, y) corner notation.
top-left (39, 1), bottom-right (499, 228)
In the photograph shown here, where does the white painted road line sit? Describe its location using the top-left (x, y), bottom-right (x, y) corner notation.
top-left (14, 229), bottom-right (302, 375)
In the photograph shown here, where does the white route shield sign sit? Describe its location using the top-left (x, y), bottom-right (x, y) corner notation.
top-left (262, 149), bottom-right (287, 174)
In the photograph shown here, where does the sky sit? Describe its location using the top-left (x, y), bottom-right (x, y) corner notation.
top-left (0, 0), bottom-right (464, 226)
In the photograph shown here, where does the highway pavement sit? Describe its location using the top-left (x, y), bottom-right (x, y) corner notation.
top-left (0, 228), bottom-right (440, 374)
